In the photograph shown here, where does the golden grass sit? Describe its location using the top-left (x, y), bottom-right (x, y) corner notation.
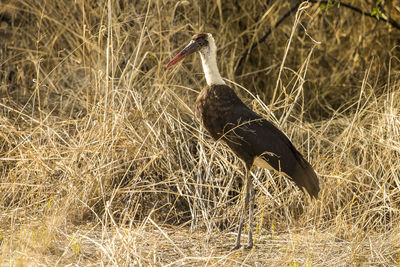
top-left (1, 0), bottom-right (400, 265)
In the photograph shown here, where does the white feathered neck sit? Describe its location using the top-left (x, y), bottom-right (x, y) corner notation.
top-left (199, 34), bottom-right (225, 86)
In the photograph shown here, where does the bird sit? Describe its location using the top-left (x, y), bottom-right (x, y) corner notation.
top-left (166, 33), bottom-right (320, 250)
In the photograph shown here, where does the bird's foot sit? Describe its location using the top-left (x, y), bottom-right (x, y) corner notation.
top-left (244, 243), bottom-right (253, 250)
top-left (231, 244), bottom-right (241, 251)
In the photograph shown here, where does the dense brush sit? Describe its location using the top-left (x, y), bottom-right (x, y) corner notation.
top-left (0, 0), bottom-right (399, 265)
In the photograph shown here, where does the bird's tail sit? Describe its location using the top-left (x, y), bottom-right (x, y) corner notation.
top-left (292, 159), bottom-right (320, 199)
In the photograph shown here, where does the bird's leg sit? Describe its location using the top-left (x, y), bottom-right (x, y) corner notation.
top-left (246, 176), bottom-right (255, 249)
top-left (233, 168), bottom-right (250, 250)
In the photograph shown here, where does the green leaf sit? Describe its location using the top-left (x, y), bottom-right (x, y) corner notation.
top-left (371, 6), bottom-right (382, 20)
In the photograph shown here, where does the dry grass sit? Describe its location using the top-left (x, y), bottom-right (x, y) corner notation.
top-left (1, 0), bottom-right (400, 265)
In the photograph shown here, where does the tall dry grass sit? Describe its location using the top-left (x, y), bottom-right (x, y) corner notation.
top-left (1, 0), bottom-right (400, 265)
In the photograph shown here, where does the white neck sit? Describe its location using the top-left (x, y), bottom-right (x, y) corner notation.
top-left (199, 44), bottom-right (225, 86)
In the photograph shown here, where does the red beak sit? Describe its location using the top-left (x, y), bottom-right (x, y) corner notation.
top-left (166, 40), bottom-right (200, 68)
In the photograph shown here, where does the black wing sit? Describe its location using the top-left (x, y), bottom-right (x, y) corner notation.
top-left (222, 103), bottom-right (320, 198)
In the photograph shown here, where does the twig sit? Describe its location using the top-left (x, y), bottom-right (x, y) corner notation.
top-left (315, 0), bottom-right (400, 29)
top-left (235, 0), bottom-right (400, 75)
top-left (235, 2), bottom-right (301, 75)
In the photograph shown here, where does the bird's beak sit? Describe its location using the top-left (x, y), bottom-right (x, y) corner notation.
top-left (166, 40), bottom-right (200, 68)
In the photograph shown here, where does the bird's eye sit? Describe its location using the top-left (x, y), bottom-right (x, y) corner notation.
top-left (197, 38), bottom-right (207, 47)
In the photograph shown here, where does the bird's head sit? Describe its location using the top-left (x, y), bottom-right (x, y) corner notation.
top-left (166, 33), bottom-right (216, 68)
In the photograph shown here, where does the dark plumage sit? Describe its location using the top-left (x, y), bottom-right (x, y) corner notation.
top-left (167, 33), bottom-right (320, 249)
top-left (195, 84), bottom-right (320, 198)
